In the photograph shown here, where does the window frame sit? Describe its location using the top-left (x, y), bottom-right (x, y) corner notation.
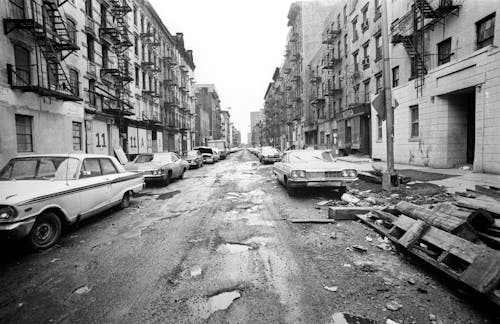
top-left (476, 13), bottom-right (495, 50)
top-left (72, 121), bottom-right (82, 150)
top-left (410, 105), bottom-right (419, 139)
top-left (437, 37), bottom-right (452, 65)
top-left (15, 114), bottom-right (33, 152)
top-left (392, 66), bottom-right (399, 87)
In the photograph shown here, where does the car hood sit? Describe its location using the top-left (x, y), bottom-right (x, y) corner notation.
top-left (0, 180), bottom-right (74, 204)
top-left (288, 161), bottom-right (346, 171)
top-left (125, 162), bottom-right (166, 171)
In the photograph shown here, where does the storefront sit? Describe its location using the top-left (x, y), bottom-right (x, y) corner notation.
top-left (336, 103), bottom-right (371, 156)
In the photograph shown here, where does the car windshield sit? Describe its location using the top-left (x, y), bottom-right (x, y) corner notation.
top-left (152, 153), bottom-right (173, 162)
top-left (134, 154), bottom-right (154, 163)
top-left (288, 151), bottom-right (334, 163)
top-left (0, 157), bottom-right (80, 180)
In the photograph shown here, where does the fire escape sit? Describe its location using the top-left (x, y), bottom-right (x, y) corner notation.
top-left (391, 0), bottom-right (461, 96)
top-left (4, 0), bottom-right (80, 101)
top-left (99, 0), bottom-right (133, 121)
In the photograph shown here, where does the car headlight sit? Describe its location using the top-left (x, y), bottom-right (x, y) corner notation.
top-left (0, 206), bottom-right (17, 220)
top-left (291, 170), bottom-right (306, 178)
top-left (342, 169), bottom-right (357, 177)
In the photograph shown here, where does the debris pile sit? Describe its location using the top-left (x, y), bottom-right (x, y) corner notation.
top-left (355, 185), bottom-right (500, 306)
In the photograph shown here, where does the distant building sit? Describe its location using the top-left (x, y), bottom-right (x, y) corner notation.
top-left (250, 110), bottom-right (265, 145)
top-left (220, 110), bottom-right (231, 144)
top-left (194, 84), bottom-right (221, 145)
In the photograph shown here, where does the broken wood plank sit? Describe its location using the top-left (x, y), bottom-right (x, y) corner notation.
top-left (475, 185), bottom-right (500, 201)
top-left (289, 219), bottom-right (337, 223)
top-left (455, 197), bottom-right (500, 217)
top-left (432, 203), bottom-right (494, 229)
top-left (398, 220), bottom-right (429, 248)
top-left (395, 201), bottom-right (479, 241)
top-left (477, 232), bottom-right (500, 250)
top-left (328, 207), bottom-right (375, 220)
top-left (461, 251), bottom-right (500, 293)
top-left (372, 210), bottom-right (398, 223)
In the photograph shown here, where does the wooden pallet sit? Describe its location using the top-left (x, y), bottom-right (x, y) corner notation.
top-left (357, 212), bottom-right (500, 306)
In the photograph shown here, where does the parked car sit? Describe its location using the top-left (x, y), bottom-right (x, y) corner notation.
top-left (185, 150), bottom-right (203, 169)
top-left (125, 152), bottom-right (188, 186)
top-left (194, 146), bottom-right (215, 164)
top-left (207, 139), bottom-right (229, 159)
top-left (272, 150), bottom-right (358, 195)
top-left (0, 154), bottom-right (144, 250)
top-left (260, 147), bottom-right (281, 164)
top-left (257, 146), bottom-right (273, 160)
top-left (212, 148), bottom-right (221, 162)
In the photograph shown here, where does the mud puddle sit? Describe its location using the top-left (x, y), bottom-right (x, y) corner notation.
top-left (190, 290), bottom-right (241, 320)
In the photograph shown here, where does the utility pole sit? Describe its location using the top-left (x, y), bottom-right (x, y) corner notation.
top-left (381, 0), bottom-right (398, 190)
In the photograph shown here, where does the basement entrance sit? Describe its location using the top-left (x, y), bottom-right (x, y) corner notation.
top-left (441, 87), bottom-right (476, 166)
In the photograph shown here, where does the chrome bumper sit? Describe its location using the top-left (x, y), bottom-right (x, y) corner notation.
top-left (0, 218), bottom-right (36, 239)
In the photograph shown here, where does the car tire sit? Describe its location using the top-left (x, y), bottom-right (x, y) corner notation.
top-left (338, 186), bottom-right (347, 195)
top-left (27, 212), bottom-right (62, 251)
top-left (162, 171), bottom-right (171, 186)
top-left (179, 169), bottom-right (186, 179)
top-left (285, 177), bottom-right (296, 196)
top-left (120, 191), bottom-right (131, 209)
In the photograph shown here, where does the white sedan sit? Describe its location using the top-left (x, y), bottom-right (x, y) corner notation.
top-left (273, 150), bottom-right (358, 195)
top-left (124, 152), bottom-right (189, 185)
top-left (0, 154), bottom-right (144, 250)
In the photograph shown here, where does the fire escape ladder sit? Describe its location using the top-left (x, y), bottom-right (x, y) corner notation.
top-left (42, 0), bottom-right (79, 59)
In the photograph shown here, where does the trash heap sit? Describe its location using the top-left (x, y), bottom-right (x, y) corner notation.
top-left (356, 185), bottom-right (500, 306)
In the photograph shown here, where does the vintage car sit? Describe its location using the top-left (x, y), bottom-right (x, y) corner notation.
top-left (194, 146), bottom-right (218, 164)
top-left (260, 147), bottom-right (281, 164)
top-left (0, 154), bottom-right (144, 250)
top-left (125, 152), bottom-right (189, 185)
top-left (185, 150), bottom-right (203, 169)
top-left (272, 150), bottom-right (358, 195)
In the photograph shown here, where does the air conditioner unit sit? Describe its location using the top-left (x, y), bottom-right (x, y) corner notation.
top-left (361, 21), bottom-right (369, 30)
top-left (362, 57), bottom-right (370, 65)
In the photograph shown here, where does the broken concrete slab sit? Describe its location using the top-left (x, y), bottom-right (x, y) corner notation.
top-left (341, 193), bottom-right (361, 204)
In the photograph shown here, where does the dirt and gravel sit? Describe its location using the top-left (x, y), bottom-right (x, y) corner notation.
top-left (0, 150), bottom-right (498, 323)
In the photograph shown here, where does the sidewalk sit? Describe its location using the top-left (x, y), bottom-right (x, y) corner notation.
top-left (336, 155), bottom-right (500, 193)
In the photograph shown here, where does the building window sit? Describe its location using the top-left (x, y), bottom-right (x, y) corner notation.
top-left (101, 45), bottom-right (108, 68)
top-left (353, 52), bottom-right (358, 72)
top-left (135, 66), bottom-right (139, 86)
top-left (141, 44), bottom-right (145, 61)
top-left (344, 34), bottom-right (348, 57)
top-left (374, 0), bottom-right (381, 21)
top-left (72, 122), bottom-right (82, 150)
top-left (377, 115), bottom-right (382, 140)
top-left (476, 13), bottom-right (495, 49)
top-left (142, 72), bottom-right (146, 89)
top-left (361, 5), bottom-right (369, 32)
top-left (15, 114), bottom-right (33, 152)
top-left (363, 79), bottom-right (370, 103)
top-left (67, 18), bottom-right (77, 46)
top-left (134, 36), bottom-right (138, 55)
top-left (375, 33), bottom-right (382, 61)
top-left (392, 66), bottom-right (399, 87)
top-left (362, 42), bottom-right (370, 69)
top-left (375, 73), bottom-right (382, 94)
top-left (410, 105), bottom-right (419, 138)
top-left (14, 44), bottom-right (30, 84)
top-left (85, 0), bottom-right (92, 18)
top-left (69, 69), bottom-right (79, 97)
top-left (140, 15), bottom-right (144, 33)
top-left (353, 85), bottom-right (360, 104)
top-left (343, 5), bottom-right (347, 24)
top-left (437, 38), bottom-right (452, 65)
top-left (87, 34), bottom-right (94, 62)
top-left (352, 18), bottom-right (358, 42)
top-left (133, 6), bottom-right (137, 25)
top-left (89, 79), bottom-right (96, 106)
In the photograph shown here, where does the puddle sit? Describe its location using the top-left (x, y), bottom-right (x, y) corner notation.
top-left (245, 218), bottom-right (274, 227)
top-left (190, 265), bottom-right (202, 278)
top-left (331, 313), bottom-right (377, 324)
top-left (191, 291), bottom-right (241, 319)
top-left (156, 190), bottom-right (181, 200)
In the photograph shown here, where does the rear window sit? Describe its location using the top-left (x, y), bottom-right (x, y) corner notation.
top-left (134, 154), bottom-right (154, 163)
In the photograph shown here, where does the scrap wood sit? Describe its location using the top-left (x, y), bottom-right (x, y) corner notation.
top-left (432, 202), bottom-right (494, 229)
top-left (328, 207), bottom-right (376, 220)
top-left (356, 212), bottom-right (500, 301)
top-left (454, 196), bottom-right (500, 217)
top-left (289, 219), bottom-right (337, 223)
top-left (359, 172), bottom-right (382, 184)
top-left (475, 185), bottom-right (500, 201)
top-left (395, 201), bottom-right (479, 242)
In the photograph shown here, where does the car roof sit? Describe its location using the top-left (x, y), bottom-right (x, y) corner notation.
top-left (11, 153), bottom-right (115, 160)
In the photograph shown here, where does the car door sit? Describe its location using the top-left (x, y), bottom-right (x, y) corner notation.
top-left (273, 153), bottom-right (287, 183)
top-left (99, 157), bottom-right (123, 204)
top-left (170, 153), bottom-right (181, 177)
top-left (78, 158), bottom-right (112, 219)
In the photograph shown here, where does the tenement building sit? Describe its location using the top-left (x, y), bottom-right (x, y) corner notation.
top-left (0, 0), bottom-right (196, 166)
top-left (374, 0), bottom-right (500, 174)
top-left (194, 84), bottom-right (221, 146)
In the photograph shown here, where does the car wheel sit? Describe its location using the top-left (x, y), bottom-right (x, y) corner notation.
top-left (338, 186), bottom-right (347, 195)
top-left (179, 169), bottom-right (186, 179)
top-left (162, 171), bottom-right (171, 186)
top-left (27, 212), bottom-right (62, 250)
top-left (120, 191), bottom-right (131, 209)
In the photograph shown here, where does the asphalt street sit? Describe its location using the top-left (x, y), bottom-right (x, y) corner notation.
top-left (0, 150), bottom-right (498, 323)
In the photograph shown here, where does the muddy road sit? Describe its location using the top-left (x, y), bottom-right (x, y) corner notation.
top-left (0, 150), bottom-right (498, 323)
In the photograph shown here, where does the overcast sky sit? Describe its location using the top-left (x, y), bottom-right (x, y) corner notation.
top-left (150, 0), bottom-right (296, 144)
